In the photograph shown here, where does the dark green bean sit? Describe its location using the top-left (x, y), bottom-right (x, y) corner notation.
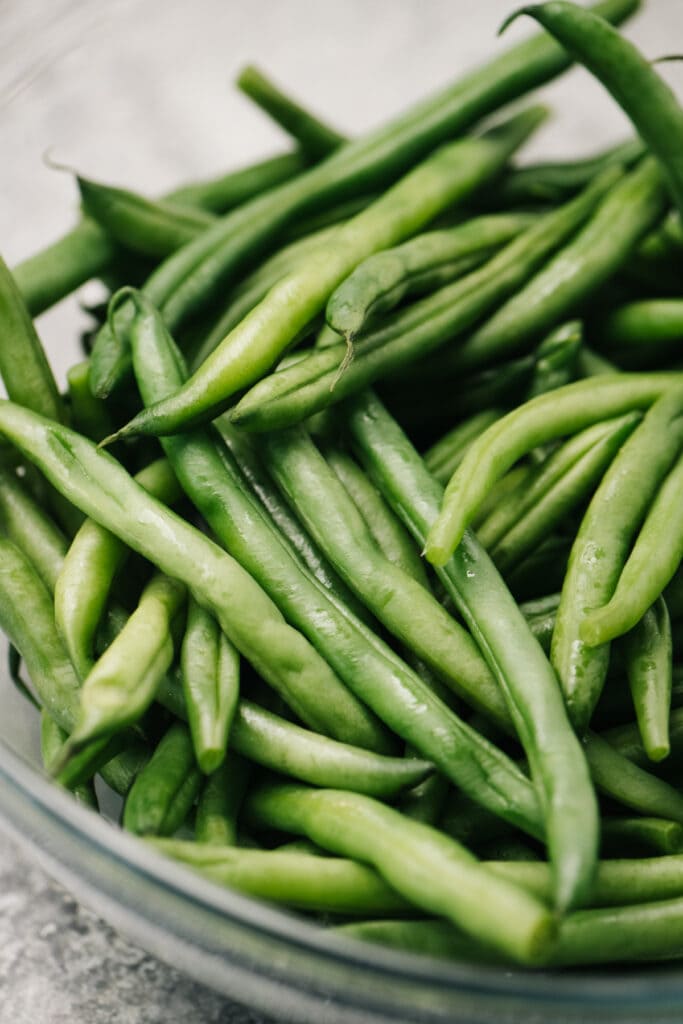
top-left (624, 598), bottom-right (673, 762)
top-left (237, 65), bottom-right (345, 160)
top-left (326, 212), bottom-right (537, 340)
top-left (343, 391), bottom-right (599, 912)
top-left (123, 722), bottom-right (202, 837)
top-left (505, 0), bottom-right (683, 216)
top-left (181, 597), bottom-right (240, 774)
top-left (231, 169), bottom-right (619, 433)
top-left (195, 754), bottom-right (249, 846)
top-left (107, 108), bottom-right (545, 438)
top-left (0, 400), bottom-right (384, 747)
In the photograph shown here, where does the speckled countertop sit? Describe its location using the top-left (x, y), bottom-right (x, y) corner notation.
top-left (1, 1), bottom-right (682, 1021)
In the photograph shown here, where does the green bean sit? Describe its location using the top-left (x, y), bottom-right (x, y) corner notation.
top-left (237, 65), bottom-right (345, 160)
top-left (0, 253), bottom-right (65, 422)
top-left (78, 176), bottom-right (216, 259)
top-left (601, 817), bottom-right (683, 857)
top-left (121, 292), bottom-right (391, 752)
top-left (424, 409), bottom-right (502, 485)
top-left (505, 1), bottom-right (683, 217)
top-left (0, 465), bottom-right (68, 592)
top-left (40, 711), bottom-right (97, 810)
top-left (551, 386), bottom-right (683, 733)
top-left (0, 534), bottom-right (81, 734)
top-left (583, 732), bottom-right (683, 824)
top-left (54, 457), bottom-right (181, 681)
top-left (476, 414), bottom-right (638, 552)
top-left (123, 722), bottom-right (201, 837)
top-left (247, 782), bottom-right (554, 964)
top-left (163, 151), bottom-right (308, 214)
top-left (152, 839), bottom-right (408, 915)
top-left (215, 420), bottom-right (372, 622)
top-left (590, 299), bottom-right (683, 370)
top-left (259, 425), bottom-right (508, 722)
top-left (65, 572), bottom-right (187, 755)
top-left (231, 169), bottom-right (619, 433)
top-left (233, 700), bottom-right (432, 798)
top-left (189, 221), bottom-right (345, 371)
top-left (90, 0), bottom-right (638, 396)
top-left (550, 898), bottom-right (683, 966)
top-left (426, 372), bottom-right (682, 565)
top-left (326, 212), bottom-right (537, 340)
top-left (156, 669), bottom-right (434, 798)
top-left (491, 412), bottom-right (641, 575)
top-left (576, 343), bottom-right (619, 377)
top-left (344, 391), bottom-right (599, 912)
top-left (13, 152), bottom-right (306, 317)
top-left (107, 108), bottom-right (546, 439)
top-left (603, 708), bottom-right (683, 769)
top-left (181, 597), bottom-right (240, 774)
top-left (323, 448), bottom-right (429, 586)
top-left (66, 360), bottom-right (114, 443)
top-left (526, 320), bottom-right (582, 399)
top-left (485, 136), bottom-right (644, 206)
top-left (623, 598), bottom-right (673, 762)
top-left (0, 400), bottom-right (386, 746)
top-left (581, 451), bottom-right (683, 646)
top-left (399, 771), bottom-right (450, 828)
top-left (195, 754), bottom-right (249, 846)
top-left (380, 353), bottom-right (536, 435)
top-left (489, 855), bottom-right (683, 907)
top-left (426, 157), bottom-right (668, 375)
top-left (334, 919), bottom-right (504, 965)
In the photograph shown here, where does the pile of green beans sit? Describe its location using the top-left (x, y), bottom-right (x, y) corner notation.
top-left (4, 0), bottom-right (683, 974)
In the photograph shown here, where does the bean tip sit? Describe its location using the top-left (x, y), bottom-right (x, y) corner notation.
top-left (497, 6), bottom-right (538, 37)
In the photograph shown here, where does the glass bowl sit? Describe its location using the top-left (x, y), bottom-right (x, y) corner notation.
top-left (2, 1), bottom-right (683, 1020)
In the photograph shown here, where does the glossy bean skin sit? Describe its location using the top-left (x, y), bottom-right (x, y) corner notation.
top-left (123, 723), bottom-right (202, 837)
top-left (426, 372), bottom-right (682, 566)
top-left (0, 400), bottom-right (383, 747)
top-left (232, 170), bottom-right (617, 433)
top-left (343, 391), bottom-right (599, 912)
top-left (581, 451), bottom-right (683, 646)
top-left (551, 386), bottom-right (683, 734)
top-left (0, 466), bottom-right (68, 592)
top-left (247, 782), bottom-right (554, 965)
top-left (108, 109), bottom-right (546, 439)
top-left (54, 458), bottom-right (181, 681)
top-left (13, 151), bottom-right (307, 317)
top-left (89, 0), bottom-right (637, 396)
top-left (325, 212), bottom-right (537, 340)
top-left (506, 0), bottom-right (683, 217)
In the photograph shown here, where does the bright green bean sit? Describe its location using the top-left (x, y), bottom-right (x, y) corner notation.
top-left (152, 839), bottom-right (408, 915)
top-left (247, 782), bottom-right (554, 964)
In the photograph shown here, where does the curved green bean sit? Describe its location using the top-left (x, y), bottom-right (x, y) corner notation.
top-left (107, 108), bottom-right (545, 439)
top-left (504, 0), bottom-right (683, 216)
top-left (426, 372), bottom-right (682, 565)
top-left (624, 598), bottom-right (673, 762)
top-left (581, 451), bottom-right (683, 645)
top-left (247, 782), bottom-right (554, 964)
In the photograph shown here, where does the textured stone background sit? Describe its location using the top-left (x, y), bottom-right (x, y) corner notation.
top-left (1, 1), bottom-right (682, 1021)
